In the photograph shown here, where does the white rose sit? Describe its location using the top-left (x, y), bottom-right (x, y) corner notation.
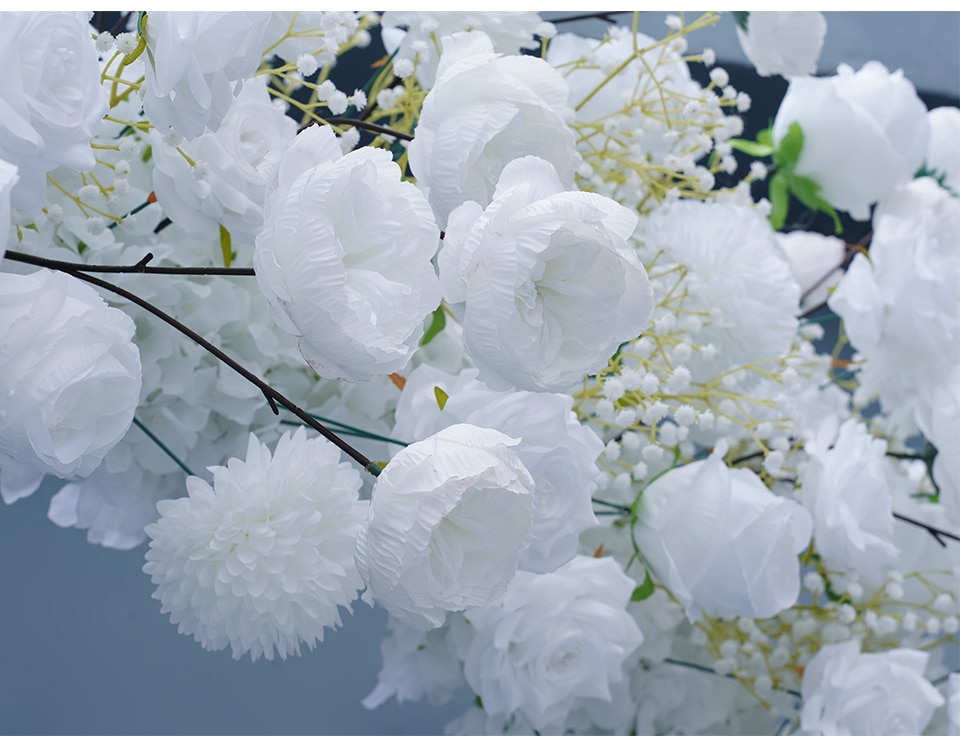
top-left (801, 640), bottom-right (944, 736)
top-left (355, 423), bottom-right (535, 630)
top-left (0, 270), bottom-right (141, 503)
top-left (143, 11), bottom-right (270, 140)
top-left (440, 156), bottom-right (654, 392)
top-left (776, 230), bottom-right (845, 311)
top-left (926, 106), bottom-right (960, 193)
top-left (462, 555), bottom-right (643, 731)
top-left (0, 159), bottom-right (18, 257)
top-left (393, 364), bottom-right (602, 573)
top-left (407, 31), bottom-right (579, 227)
top-left (254, 125), bottom-right (441, 382)
top-left (800, 418), bottom-right (899, 582)
top-left (151, 77), bottom-right (296, 246)
top-left (0, 12), bottom-right (107, 213)
top-left (632, 443), bottom-right (812, 619)
top-left (773, 62), bottom-right (929, 220)
top-left (736, 12), bottom-right (827, 78)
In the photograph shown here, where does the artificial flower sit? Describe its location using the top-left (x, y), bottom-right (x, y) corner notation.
top-left (735, 12), bottom-right (827, 78)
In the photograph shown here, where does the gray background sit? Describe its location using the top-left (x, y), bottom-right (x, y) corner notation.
top-left (1, 11), bottom-right (957, 735)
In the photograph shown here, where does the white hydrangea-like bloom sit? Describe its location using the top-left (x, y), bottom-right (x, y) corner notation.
top-left (356, 424), bottom-right (535, 630)
top-left (829, 192), bottom-right (959, 436)
top-left (408, 31), bottom-right (579, 227)
top-left (801, 640), bottom-right (945, 735)
top-left (735, 12), bottom-right (827, 78)
top-left (632, 442), bottom-right (812, 619)
top-left (0, 12), bottom-right (107, 213)
top-left (462, 555), bottom-right (643, 731)
top-left (800, 418), bottom-right (899, 582)
top-left (380, 11), bottom-right (542, 89)
top-left (772, 61), bottom-right (929, 220)
top-left (150, 78), bottom-right (296, 246)
top-left (440, 156), bottom-right (654, 392)
top-left (0, 270), bottom-right (141, 504)
top-left (636, 200), bottom-right (799, 376)
top-left (143, 12), bottom-right (270, 139)
top-left (255, 125), bottom-right (441, 382)
top-left (393, 364), bottom-right (602, 573)
top-left (143, 428), bottom-right (368, 661)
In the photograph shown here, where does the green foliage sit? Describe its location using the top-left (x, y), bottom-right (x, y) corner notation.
top-left (420, 305), bottom-right (446, 346)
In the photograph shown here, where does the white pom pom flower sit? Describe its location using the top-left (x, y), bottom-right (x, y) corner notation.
top-left (356, 423), bottom-right (535, 630)
top-left (143, 428), bottom-right (368, 661)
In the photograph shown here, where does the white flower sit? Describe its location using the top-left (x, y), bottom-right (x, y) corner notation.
top-left (636, 201), bottom-right (799, 375)
top-left (0, 12), bottom-right (107, 213)
top-left (736, 12), bottom-right (827, 78)
top-left (800, 640), bottom-right (945, 736)
top-left (949, 672), bottom-right (960, 736)
top-left (0, 159), bottom-right (18, 257)
top-left (151, 77), bottom-right (296, 246)
top-left (632, 443), bottom-right (812, 619)
top-left (916, 370), bottom-right (960, 525)
top-left (800, 418), bottom-right (899, 582)
top-left (254, 125), bottom-right (441, 382)
top-left (926, 106), bottom-right (960, 193)
top-left (380, 11), bottom-right (542, 89)
top-left (440, 156), bottom-right (654, 392)
top-left (775, 230), bottom-right (845, 311)
top-left (462, 555), bottom-right (643, 731)
top-left (143, 12), bottom-right (270, 139)
top-left (262, 12), bottom-right (360, 64)
top-left (355, 423), bottom-right (535, 630)
top-left (143, 428), bottom-right (368, 661)
top-left (829, 194), bottom-right (959, 436)
top-left (393, 364), bottom-right (602, 573)
top-left (407, 31), bottom-right (579, 227)
top-left (772, 62), bottom-right (929, 220)
top-left (0, 270), bottom-right (141, 504)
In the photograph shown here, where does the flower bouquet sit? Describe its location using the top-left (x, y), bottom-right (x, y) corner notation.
top-left (1, 10), bottom-right (958, 735)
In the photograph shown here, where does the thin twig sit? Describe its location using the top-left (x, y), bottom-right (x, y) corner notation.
top-left (550, 11), bottom-right (626, 24)
top-left (5, 249), bottom-right (255, 277)
top-left (302, 116), bottom-right (414, 141)
top-left (892, 513), bottom-right (959, 547)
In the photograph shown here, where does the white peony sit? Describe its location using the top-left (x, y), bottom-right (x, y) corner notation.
top-left (0, 159), bottom-right (17, 257)
top-left (800, 640), bottom-right (945, 736)
top-left (440, 156), bottom-right (654, 392)
top-left (636, 200), bottom-right (799, 375)
top-left (150, 77), bottom-right (296, 246)
top-left (393, 364), bottom-right (602, 573)
top-left (462, 555), bottom-right (643, 731)
top-left (772, 61), bottom-right (929, 220)
top-left (829, 196), bottom-right (959, 436)
top-left (407, 31), bottom-right (579, 227)
top-left (800, 418), bottom-right (899, 582)
top-left (254, 125), bottom-right (441, 382)
top-left (0, 270), bottom-right (141, 504)
top-left (355, 423), bottom-right (535, 630)
top-left (736, 12), bottom-right (827, 78)
top-left (143, 428), bottom-right (368, 661)
top-left (142, 11), bottom-right (270, 140)
top-left (0, 12), bottom-right (107, 213)
top-left (632, 443), bottom-right (812, 619)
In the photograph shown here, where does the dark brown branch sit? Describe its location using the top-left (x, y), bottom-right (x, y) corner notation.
top-left (550, 11), bottom-right (626, 24)
top-left (302, 117), bottom-right (414, 141)
top-left (5, 249), bottom-right (255, 277)
top-left (892, 513), bottom-right (959, 547)
top-left (4, 252), bottom-right (381, 476)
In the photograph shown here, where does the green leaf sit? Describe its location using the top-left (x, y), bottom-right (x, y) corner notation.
top-left (730, 11), bottom-right (749, 31)
top-left (631, 570), bottom-right (655, 602)
top-left (434, 385), bottom-right (449, 411)
top-left (787, 175), bottom-right (844, 235)
top-left (756, 126), bottom-right (774, 148)
top-left (141, 145), bottom-right (152, 163)
top-left (774, 122), bottom-right (804, 170)
top-left (219, 225), bottom-right (233, 268)
top-left (420, 305), bottom-right (446, 346)
top-left (768, 172), bottom-right (789, 230)
top-left (727, 138), bottom-right (774, 157)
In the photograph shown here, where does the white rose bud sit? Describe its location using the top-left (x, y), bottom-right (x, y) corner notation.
top-left (772, 61), bottom-right (929, 221)
top-left (356, 424), bottom-right (535, 630)
top-left (0, 270), bottom-right (141, 503)
top-left (736, 12), bottom-right (827, 78)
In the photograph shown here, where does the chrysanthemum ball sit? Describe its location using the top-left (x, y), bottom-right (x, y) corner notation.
top-left (143, 428), bottom-right (368, 661)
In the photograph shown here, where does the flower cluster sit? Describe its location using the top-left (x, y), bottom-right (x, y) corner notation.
top-left (1, 10), bottom-right (957, 735)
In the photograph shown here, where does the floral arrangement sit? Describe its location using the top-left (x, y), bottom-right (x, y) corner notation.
top-left (1, 10), bottom-right (958, 735)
